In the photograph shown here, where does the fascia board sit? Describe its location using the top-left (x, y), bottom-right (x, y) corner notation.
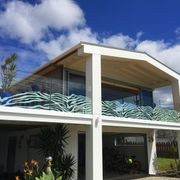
top-left (102, 115), bottom-right (180, 131)
top-left (0, 106), bottom-right (92, 125)
top-left (82, 43), bottom-right (148, 60)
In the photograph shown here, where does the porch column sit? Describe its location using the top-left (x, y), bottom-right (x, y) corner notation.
top-left (172, 79), bottom-right (180, 111)
top-left (65, 125), bottom-right (78, 180)
top-left (147, 129), bottom-right (157, 175)
top-left (85, 54), bottom-right (103, 180)
top-left (177, 131), bottom-right (180, 159)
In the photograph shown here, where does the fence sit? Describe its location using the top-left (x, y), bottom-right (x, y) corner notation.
top-left (156, 141), bottom-right (179, 158)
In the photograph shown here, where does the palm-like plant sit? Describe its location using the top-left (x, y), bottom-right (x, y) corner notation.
top-left (1, 53), bottom-right (17, 91)
top-left (38, 124), bottom-right (75, 180)
top-left (60, 154), bottom-right (75, 180)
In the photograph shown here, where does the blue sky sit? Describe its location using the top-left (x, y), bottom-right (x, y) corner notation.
top-left (0, 0), bottom-right (180, 107)
top-left (76, 0), bottom-right (180, 41)
top-left (0, 0), bottom-right (180, 72)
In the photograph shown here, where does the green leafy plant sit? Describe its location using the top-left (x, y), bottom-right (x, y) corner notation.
top-left (38, 125), bottom-right (75, 180)
top-left (0, 53), bottom-right (17, 91)
top-left (59, 154), bottom-right (75, 180)
top-left (23, 159), bottom-right (62, 180)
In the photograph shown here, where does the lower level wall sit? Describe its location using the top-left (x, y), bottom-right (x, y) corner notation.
top-left (0, 124), bottom-right (86, 180)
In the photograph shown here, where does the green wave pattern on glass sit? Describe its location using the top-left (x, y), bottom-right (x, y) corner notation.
top-left (1, 92), bottom-right (179, 123)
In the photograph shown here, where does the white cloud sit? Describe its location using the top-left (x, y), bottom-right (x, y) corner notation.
top-left (0, 0), bottom-right (84, 43)
top-left (38, 27), bottom-right (98, 59)
top-left (102, 33), bottom-right (137, 49)
top-left (38, 31), bottom-right (143, 59)
top-left (136, 40), bottom-right (180, 73)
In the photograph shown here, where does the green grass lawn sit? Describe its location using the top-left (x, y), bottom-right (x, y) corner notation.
top-left (157, 157), bottom-right (176, 172)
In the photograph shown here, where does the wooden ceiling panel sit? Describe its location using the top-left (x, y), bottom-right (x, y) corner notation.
top-left (101, 58), bottom-right (172, 88)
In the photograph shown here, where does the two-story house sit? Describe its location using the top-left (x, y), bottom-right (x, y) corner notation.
top-left (0, 42), bottom-right (180, 180)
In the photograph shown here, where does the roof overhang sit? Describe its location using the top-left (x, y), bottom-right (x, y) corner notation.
top-left (79, 42), bottom-right (180, 80)
top-left (16, 42), bottom-right (180, 89)
top-left (77, 42), bottom-right (180, 88)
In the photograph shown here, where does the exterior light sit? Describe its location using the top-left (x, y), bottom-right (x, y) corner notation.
top-left (95, 117), bottom-right (99, 127)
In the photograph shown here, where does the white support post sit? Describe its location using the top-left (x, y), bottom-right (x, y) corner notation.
top-left (177, 131), bottom-right (180, 159)
top-left (147, 129), bottom-right (157, 175)
top-left (65, 125), bottom-right (78, 180)
top-left (85, 54), bottom-right (103, 180)
top-left (172, 79), bottom-right (180, 111)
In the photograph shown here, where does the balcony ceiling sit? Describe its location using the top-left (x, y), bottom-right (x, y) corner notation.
top-left (61, 54), bottom-right (173, 89)
top-left (101, 57), bottom-right (172, 88)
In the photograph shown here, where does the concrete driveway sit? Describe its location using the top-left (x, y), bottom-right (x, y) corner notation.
top-left (135, 177), bottom-right (179, 180)
top-left (104, 175), bottom-right (179, 180)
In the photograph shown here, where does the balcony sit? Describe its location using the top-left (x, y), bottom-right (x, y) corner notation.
top-left (0, 74), bottom-right (92, 114)
top-left (102, 100), bottom-right (179, 123)
top-left (0, 73), bottom-right (179, 123)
